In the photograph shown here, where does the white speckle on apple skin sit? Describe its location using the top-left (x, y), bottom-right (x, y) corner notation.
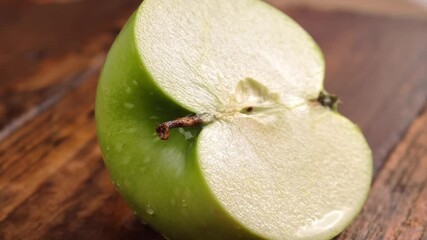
top-left (178, 127), bottom-right (195, 140)
top-left (124, 103), bottom-right (135, 109)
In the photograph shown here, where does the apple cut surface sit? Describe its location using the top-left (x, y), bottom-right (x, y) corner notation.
top-left (136, 0), bottom-right (324, 113)
top-left (96, 0), bottom-right (372, 239)
top-left (198, 104), bottom-right (371, 239)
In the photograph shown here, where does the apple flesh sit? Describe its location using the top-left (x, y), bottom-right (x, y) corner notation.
top-left (95, 0), bottom-right (372, 239)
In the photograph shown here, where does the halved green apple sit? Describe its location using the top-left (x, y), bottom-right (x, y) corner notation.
top-left (95, 0), bottom-right (372, 239)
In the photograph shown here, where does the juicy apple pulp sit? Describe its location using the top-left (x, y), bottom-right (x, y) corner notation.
top-left (95, 0), bottom-right (373, 239)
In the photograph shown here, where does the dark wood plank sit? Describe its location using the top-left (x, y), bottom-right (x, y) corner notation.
top-left (0, 60), bottom-right (101, 221)
top-left (286, 8), bottom-right (427, 172)
top-left (0, 0), bottom-right (139, 135)
top-left (0, 74), bottom-right (163, 240)
top-left (337, 105), bottom-right (427, 240)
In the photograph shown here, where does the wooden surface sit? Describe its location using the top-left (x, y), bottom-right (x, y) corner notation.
top-left (1, 0), bottom-right (427, 239)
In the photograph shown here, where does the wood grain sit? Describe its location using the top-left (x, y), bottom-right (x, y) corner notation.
top-left (338, 105), bottom-right (427, 240)
top-left (1, 1), bottom-right (427, 239)
top-left (0, 0), bottom-right (139, 134)
top-left (0, 74), bottom-right (162, 240)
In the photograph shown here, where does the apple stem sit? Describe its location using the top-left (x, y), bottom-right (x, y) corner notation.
top-left (156, 115), bottom-right (205, 140)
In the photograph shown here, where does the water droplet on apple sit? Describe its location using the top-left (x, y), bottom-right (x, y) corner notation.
top-left (181, 199), bottom-right (187, 207)
top-left (106, 146), bottom-right (110, 151)
top-left (146, 204), bottom-right (154, 215)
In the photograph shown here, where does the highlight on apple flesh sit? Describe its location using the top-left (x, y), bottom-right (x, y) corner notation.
top-left (95, 0), bottom-right (373, 239)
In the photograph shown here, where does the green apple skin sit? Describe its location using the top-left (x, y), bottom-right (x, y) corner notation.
top-left (96, 13), bottom-right (261, 240)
